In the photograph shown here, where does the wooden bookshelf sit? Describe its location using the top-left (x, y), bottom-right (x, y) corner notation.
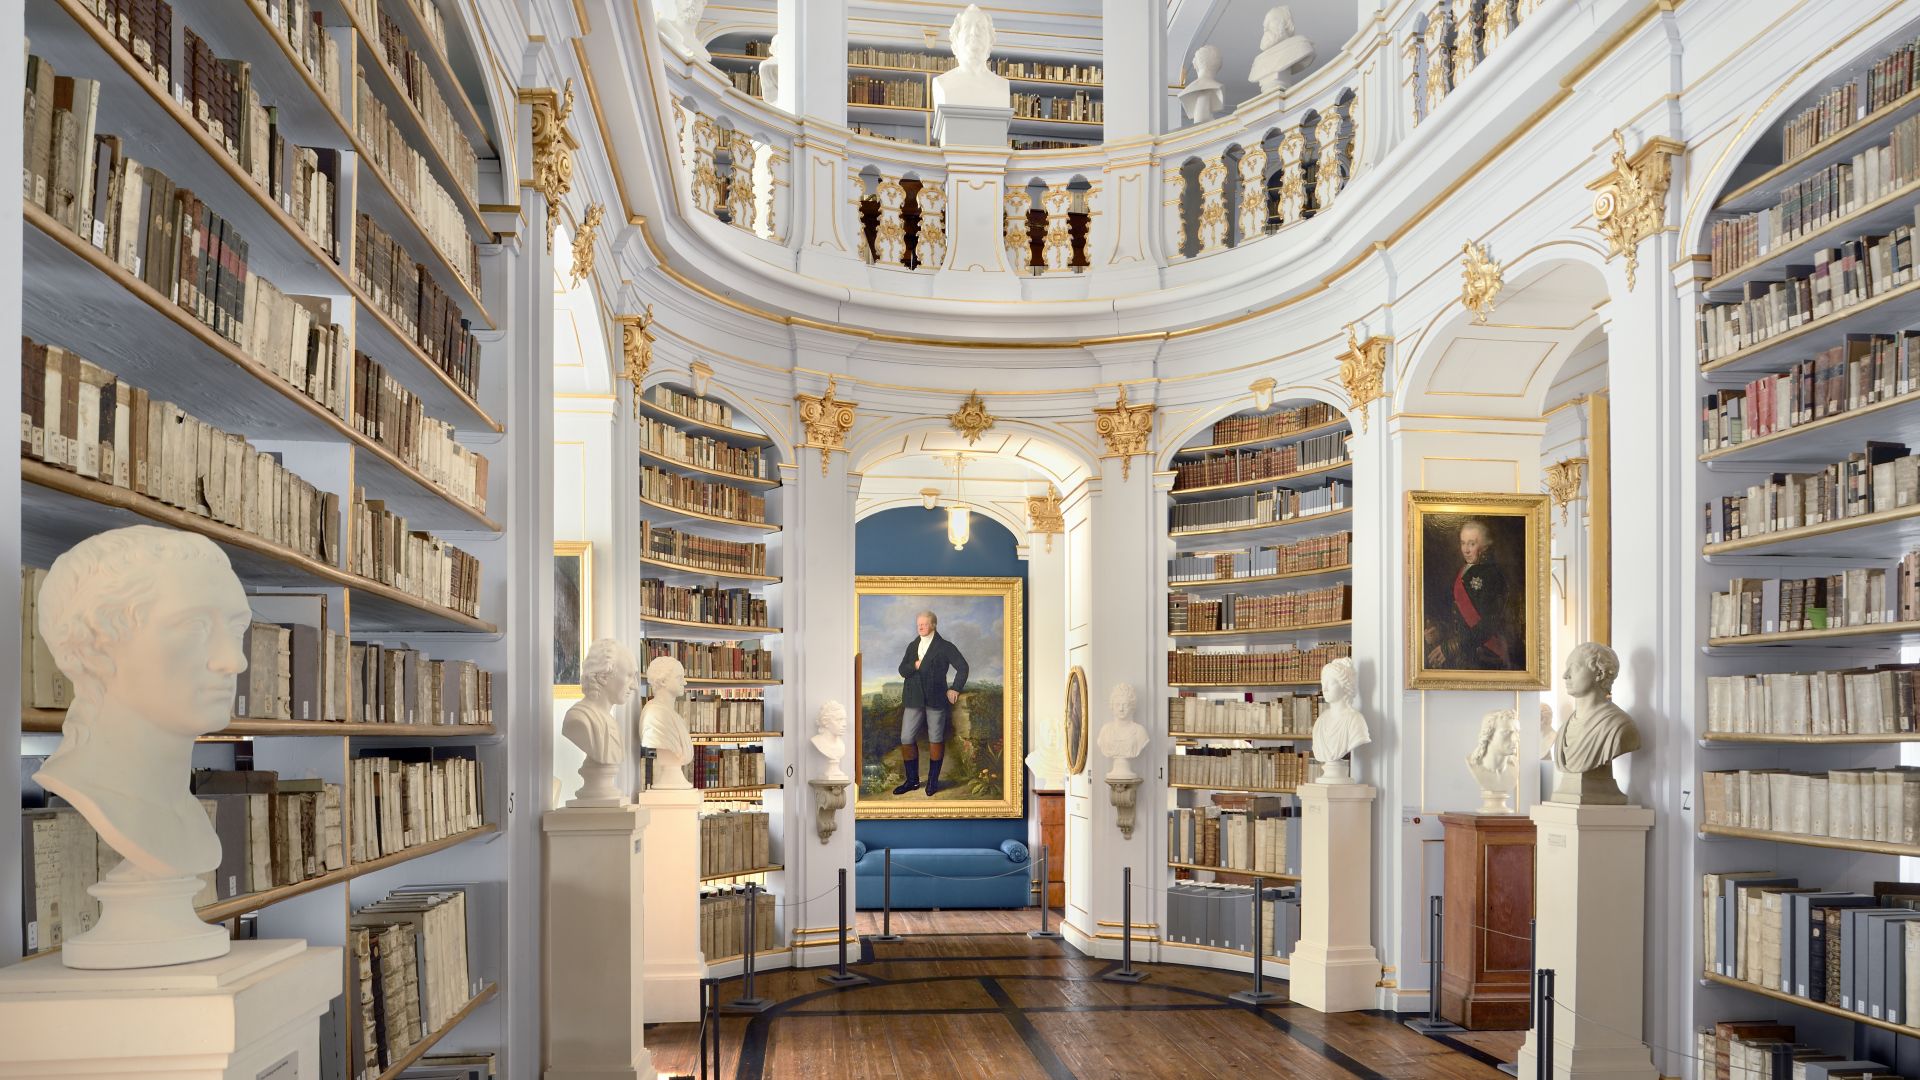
top-left (701, 863), bottom-right (784, 883)
top-left (636, 495), bottom-right (780, 534)
top-left (638, 554), bottom-right (781, 583)
top-left (1713, 84), bottom-right (1920, 213)
top-left (338, 0), bottom-right (493, 153)
top-left (1169, 507), bottom-right (1354, 541)
top-left (1698, 274), bottom-right (1920, 377)
top-left (1707, 174), bottom-right (1920, 292)
top-left (373, 983), bottom-right (501, 1080)
top-left (692, 731), bottom-right (783, 742)
top-left (1167, 861), bottom-right (1301, 883)
top-left (349, 34), bottom-right (490, 243)
top-left (1168, 460), bottom-right (1354, 499)
top-left (1699, 387), bottom-right (1920, 465)
top-left (199, 824), bottom-right (497, 924)
top-left (1170, 619), bottom-right (1353, 640)
top-left (1700, 730), bottom-right (1920, 744)
top-left (635, 395), bottom-right (775, 445)
top-left (1168, 782), bottom-right (1299, 795)
top-left (1170, 732), bottom-right (1309, 742)
top-left (638, 612), bottom-right (784, 635)
top-left (1698, 824), bottom-right (1920, 856)
top-left (637, 446), bottom-right (781, 489)
top-left (1173, 418), bottom-right (1351, 458)
top-left (1170, 563), bottom-right (1354, 590)
top-left (700, 783), bottom-right (784, 799)
top-left (685, 677), bottom-right (783, 687)
top-left (1701, 502), bottom-right (1920, 558)
top-left (1701, 972), bottom-right (1920, 1039)
top-left (1705, 618), bottom-right (1920, 648)
top-left (21, 707), bottom-right (495, 739)
top-left (1168, 680), bottom-right (1321, 689)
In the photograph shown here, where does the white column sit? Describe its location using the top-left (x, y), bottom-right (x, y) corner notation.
top-left (775, 0), bottom-right (846, 126)
top-left (1089, 0), bottom-right (1167, 291)
top-left (543, 805), bottom-right (653, 1080)
top-left (1100, 0), bottom-right (1165, 142)
top-left (1024, 536), bottom-right (1068, 790)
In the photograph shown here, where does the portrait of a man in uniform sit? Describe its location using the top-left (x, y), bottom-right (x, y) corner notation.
top-left (1406, 492), bottom-right (1549, 690)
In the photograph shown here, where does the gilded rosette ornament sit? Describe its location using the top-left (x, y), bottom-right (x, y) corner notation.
top-left (1338, 325), bottom-right (1389, 433)
top-left (949, 391), bottom-right (996, 445)
top-left (1461, 240), bottom-right (1503, 324)
top-left (1586, 129), bottom-right (1684, 291)
top-left (797, 377), bottom-right (858, 476)
top-left (1093, 385), bottom-right (1155, 480)
top-left (1026, 484), bottom-right (1065, 553)
top-left (571, 203), bottom-right (604, 286)
top-left (617, 306), bottom-right (656, 420)
top-left (522, 81), bottom-right (579, 253)
top-left (1543, 457), bottom-right (1588, 526)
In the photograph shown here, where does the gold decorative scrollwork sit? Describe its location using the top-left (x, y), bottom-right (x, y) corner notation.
top-left (522, 81), bottom-right (579, 253)
top-left (797, 377), bottom-right (858, 476)
top-left (571, 204), bottom-right (604, 286)
top-left (1461, 240), bottom-right (1503, 324)
top-left (949, 391), bottom-right (996, 445)
top-left (1338, 326), bottom-right (1389, 433)
top-left (1093, 385), bottom-right (1155, 480)
top-left (616, 306), bottom-right (655, 420)
top-left (1026, 484), bottom-right (1065, 553)
top-left (1543, 457), bottom-right (1588, 527)
top-left (1586, 130), bottom-right (1684, 291)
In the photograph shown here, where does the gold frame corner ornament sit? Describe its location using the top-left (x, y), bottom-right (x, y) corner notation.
top-left (1586, 130), bottom-right (1684, 291)
top-left (797, 377), bottom-right (859, 476)
top-left (1461, 240), bottom-right (1504, 324)
top-left (949, 391), bottom-right (997, 446)
top-left (1338, 326), bottom-right (1389, 433)
top-left (570, 203), bottom-right (605, 286)
top-left (1026, 483), bottom-right (1065, 553)
top-left (616, 306), bottom-right (656, 420)
top-left (526, 80), bottom-right (580, 253)
top-left (1542, 456), bottom-right (1588, 526)
top-left (1403, 490), bottom-right (1551, 691)
top-left (1092, 385), bottom-right (1155, 480)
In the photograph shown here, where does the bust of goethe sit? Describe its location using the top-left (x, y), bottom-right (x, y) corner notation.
top-left (1311, 657), bottom-right (1369, 781)
top-left (1097, 683), bottom-right (1148, 780)
top-left (933, 4), bottom-right (1010, 110)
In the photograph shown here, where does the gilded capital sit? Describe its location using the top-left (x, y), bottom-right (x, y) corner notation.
top-left (1586, 130), bottom-right (1684, 291)
top-left (522, 81), bottom-right (580, 253)
top-left (1543, 457), bottom-right (1588, 526)
top-left (1093, 385), bottom-right (1155, 480)
top-left (1338, 326), bottom-right (1389, 433)
top-left (616, 306), bottom-right (656, 420)
top-left (1026, 483), bottom-right (1065, 553)
top-left (797, 377), bottom-right (858, 477)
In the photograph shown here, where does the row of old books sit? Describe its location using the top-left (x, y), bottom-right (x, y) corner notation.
top-left (640, 465), bottom-right (769, 523)
top-left (1167, 480), bottom-right (1350, 534)
top-left (71, 0), bottom-right (173, 88)
top-left (1205, 402), bottom-right (1339, 447)
top-left (699, 810), bottom-right (771, 877)
top-left (193, 769), bottom-right (345, 895)
top-left (638, 416), bottom-right (775, 480)
top-left (689, 745), bottom-right (768, 789)
top-left (367, 7), bottom-right (481, 205)
top-left (644, 638), bottom-right (774, 681)
top-left (1168, 583), bottom-right (1350, 633)
top-left (643, 522), bottom-right (768, 576)
top-left (1704, 872), bottom-right (1920, 1030)
top-left (352, 74), bottom-right (480, 292)
top-left (1695, 213), bottom-right (1920, 365)
top-left (350, 884), bottom-right (477, 1077)
top-left (1168, 747), bottom-right (1312, 791)
top-left (1710, 112), bottom-right (1920, 276)
top-left (1164, 881), bottom-right (1296, 957)
top-left (241, 0), bottom-right (345, 107)
top-left (1706, 665), bottom-right (1920, 736)
top-left (847, 75), bottom-right (928, 109)
top-left (1782, 78), bottom-right (1861, 163)
top-left (723, 68), bottom-right (761, 97)
top-left (1167, 693), bottom-right (1320, 737)
top-left (349, 750), bottom-right (483, 862)
top-left (350, 489), bottom-right (484, 617)
top-left (1167, 799), bottom-right (1295, 874)
top-left (1166, 641), bottom-right (1351, 685)
top-left (353, 351), bottom-right (490, 512)
top-left (1167, 531), bottom-right (1352, 584)
top-left (1700, 768), bottom-right (1920, 844)
top-left (351, 213), bottom-right (481, 398)
top-left (686, 690), bottom-right (767, 734)
top-left (1698, 1021), bottom-right (1888, 1080)
top-left (351, 641), bottom-right (495, 727)
top-left (1704, 442), bottom-right (1920, 545)
top-left (1708, 562), bottom-right (1918, 639)
top-left (20, 339), bottom-right (340, 563)
top-left (1011, 91), bottom-right (1102, 123)
top-left (640, 580), bottom-right (770, 628)
top-left (1698, 332), bottom-right (1920, 453)
top-left (641, 383), bottom-right (738, 429)
top-left (1172, 432), bottom-right (1348, 491)
top-left (700, 885), bottom-right (777, 961)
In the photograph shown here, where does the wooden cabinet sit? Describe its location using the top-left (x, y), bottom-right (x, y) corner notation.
top-left (1438, 813), bottom-right (1536, 1029)
top-left (1034, 790), bottom-right (1066, 908)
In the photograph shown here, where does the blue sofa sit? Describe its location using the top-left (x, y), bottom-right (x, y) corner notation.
top-left (853, 840), bottom-right (1031, 910)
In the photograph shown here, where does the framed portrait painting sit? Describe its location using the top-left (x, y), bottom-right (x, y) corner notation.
top-left (1064, 666), bottom-right (1089, 776)
top-left (1405, 491), bottom-right (1549, 690)
top-left (553, 540), bottom-right (592, 698)
top-left (854, 575), bottom-right (1025, 819)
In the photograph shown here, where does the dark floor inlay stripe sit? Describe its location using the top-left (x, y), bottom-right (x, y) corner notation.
top-left (1242, 1007), bottom-right (1397, 1080)
top-left (1422, 1030), bottom-right (1510, 1071)
top-left (979, 976), bottom-right (1078, 1080)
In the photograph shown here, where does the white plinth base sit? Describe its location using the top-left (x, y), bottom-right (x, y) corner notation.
top-left (932, 103), bottom-right (1012, 147)
top-left (1515, 802), bottom-right (1656, 1080)
top-left (568, 763), bottom-right (628, 808)
top-left (637, 786), bottom-right (704, 1023)
top-left (544, 804), bottom-right (654, 1080)
top-left (0, 939), bottom-right (340, 1078)
top-left (65, 868), bottom-right (229, 970)
top-left (1290, 782), bottom-right (1381, 1013)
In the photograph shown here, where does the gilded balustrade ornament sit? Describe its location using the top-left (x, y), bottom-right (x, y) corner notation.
top-left (570, 204), bottom-right (604, 286)
top-left (915, 184), bottom-right (948, 268)
top-left (1236, 145), bottom-right (1269, 239)
top-left (949, 391), bottom-right (997, 445)
top-left (522, 81), bottom-right (579, 252)
top-left (1005, 189), bottom-right (1033, 272)
top-left (728, 131), bottom-right (757, 232)
top-left (1338, 326), bottom-right (1389, 433)
top-left (1093, 385), bottom-right (1155, 480)
top-left (797, 377), bottom-right (859, 476)
top-left (1543, 457), bottom-right (1588, 526)
top-left (1026, 483), bottom-right (1065, 553)
top-left (1196, 156), bottom-right (1229, 252)
top-left (1041, 184), bottom-right (1075, 272)
top-left (1586, 129), bottom-right (1685, 291)
top-left (1461, 240), bottom-right (1504, 324)
top-left (617, 306), bottom-right (656, 419)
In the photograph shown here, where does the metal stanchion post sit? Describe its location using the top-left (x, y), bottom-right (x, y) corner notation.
top-left (1102, 866), bottom-right (1147, 983)
top-left (871, 848), bottom-right (902, 943)
top-left (1535, 968), bottom-right (1555, 1080)
top-left (725, 883), bottom-right (773, 1013)
top-left (1230, 875), bottom-right (1280, 1005)
top-left (1405, 894), bottom-right (1463, 1033)
top-left (1028, 844), bottom-right (1061, 940)
top-left (820, 868), bottom-right (868, 986)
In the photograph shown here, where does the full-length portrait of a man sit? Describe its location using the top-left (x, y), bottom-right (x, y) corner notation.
top-left (894, 609), bottom-right (969, 796)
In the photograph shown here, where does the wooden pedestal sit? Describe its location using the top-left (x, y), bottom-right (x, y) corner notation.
top-left (1034, 791), bottom-right (1065, 908)
top-left (1439, 812), bottom-right (1536, 1030)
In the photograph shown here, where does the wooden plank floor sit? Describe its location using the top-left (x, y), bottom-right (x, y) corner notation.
top-left (645, 913), bottom-right (1518, 1079)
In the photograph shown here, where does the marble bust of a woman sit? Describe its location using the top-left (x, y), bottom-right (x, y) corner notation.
top-left (1311, 657), bottom-right (1369, 783)
top-left (640, 655), bottom-right (694, 790)
top-left (1551, 641), bottom-right (1640, 804)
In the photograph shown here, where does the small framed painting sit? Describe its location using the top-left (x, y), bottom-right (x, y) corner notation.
top-left (1405, 491), bottom-right (1550, 690)
top-left (554, 540), bottom-right (592, 698)
top-left (1064, 666), bottom-right (1089, 776)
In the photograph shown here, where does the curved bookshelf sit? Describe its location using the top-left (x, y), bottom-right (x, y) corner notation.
top-left (638, 554), bottom-right (781, 583)
top-left (1713, 84), bottom-right (1920, 213)
top-left (21, 707), bottom-right (495, 739)
top-left (1173, 419), bottom-right (1354, 459)
top-left (1168, 460), bottom-right (1352, 499)
top-left (1705, 618), bottom-right (1920, 648)
top-left (636, 494), bottom-right (779, 534)
top-left (639, 612), bottom-right (784, 635)
top-left (1167, 861), bottom-right (1301, 883)
top-left (1169, 506), bottom-right (1353, 542)
top-left (1170, 619), bottom-right (1353, 640)
top-left (635, 395), bottom-right (774, 445)
top-left (1698, 824), bottom-right (1920, 856)
top-left (1171, 563), bottom-right (1353, 590)
top-left (637, 446), bottom-right (781, 489)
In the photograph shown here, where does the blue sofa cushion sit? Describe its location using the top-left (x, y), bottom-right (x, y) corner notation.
top-left (854, 846), bottom-right (1032, 910)
top-left (999, 839), bottom-right (1029, 862)
top-left (853, 839), bottom-right (868, 861)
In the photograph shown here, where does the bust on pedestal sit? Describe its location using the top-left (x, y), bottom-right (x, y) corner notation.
top-left (651, 0), bottom-right (709, 62)
top-left (1179, 46), bottom-right (1227, 125)
top-left (562, 639), bottom-right (639, 807)
top-left (1466, 707), bottom-right (1519, 814)
top-left (1098, 684), bottom-right (1148, 838)
top-left (1311, 657), bottom-right (1369, 783)
top-left (811, 701), bottom-right (853, 843)
top-left (932, 5), bottom-right (1014, 146)
top-left (1247, 7), bottom-right (1316, 95)
top-left (640, 655), bottom-right (694, 790)
top-left (1551, 642), bottom-right (1641, 804)
top-left (635, 654), bottom-right (703, 1022)
top-left (1290, 657), bottom-right (1381, 1013)
top-left (758, 33), bottom-right (784, 104)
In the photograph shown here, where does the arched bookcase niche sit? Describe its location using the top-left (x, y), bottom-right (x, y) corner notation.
top-left (1158, 389), bottom-right (1358, 975)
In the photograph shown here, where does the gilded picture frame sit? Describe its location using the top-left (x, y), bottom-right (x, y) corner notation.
top-left (1064, 666), bottom-right (1089, 776)
top-left (1405, 491), bottom-right (1550, 690)
top-left (854, 575), bottom-right (1025, 820)
top-left (553, 540), bottom-right (593, 699)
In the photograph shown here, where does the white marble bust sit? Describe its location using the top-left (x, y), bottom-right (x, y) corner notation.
top-left (1097, 683), bottom-right (1149, 781)
top-left (1539, 700), bottom-right (1556, 760)
top-left (640, 654), bottom-right (694, 789)
top-left (1551, 642), bottom-right (1640, 805)
top-left (1311, 657), bottom-right (1370, 783)
top-left (563, 639), bottom-right (639, 806)
top-left (1180, 45), bottom-right (1227, 125)
top-left (652, 0), bottom-right (709, 62)
top-left (35, 526), bottom-right (252, 968)
top-left (813, 699), bottom-right (850, 782)
top-left (933, 4), bottom-right (1011, 111)
top-left (1466, 708), bottom-right (1520, 813)
top-left (759, 33), bottom-right (785, 104)
top-left (1248, 6), bottom-right (1316, 93)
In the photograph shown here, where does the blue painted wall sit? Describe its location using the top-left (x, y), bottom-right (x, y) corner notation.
top-left (854, 507), bottom-right (1028, 852)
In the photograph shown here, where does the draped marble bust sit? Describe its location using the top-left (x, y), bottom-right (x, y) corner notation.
top-left (1551, 641), bottom-right (1641, 805)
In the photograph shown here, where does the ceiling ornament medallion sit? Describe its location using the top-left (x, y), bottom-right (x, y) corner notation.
top-left (949, 391), bottom-right (997, 445)
top-left (1026, 484), bottom-right (1065, 553)
top-left (1093, 385), bottom-right (1155, 480)
top-left (1543, 457), bottom-right (1588, 526)
top-left (1586, 129), bottom-right (1684, 292)
top-left (1460, 240), bottom-right (1503, 324)
top-left (616, 305), bottom-right (656, 420)
top-left (1337, 325), bottom-right (1389, 433)
top-left (522, 80), bottom-right (579, 253)
top-left (797, 377), bottom-right (858, 477)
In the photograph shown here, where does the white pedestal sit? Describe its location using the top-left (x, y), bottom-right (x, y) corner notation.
top-left (544, 805), bottom-right (654, 1080)
top-left (1515, 803), bottom-right (1657, 1080)
top-left (636, 786), bottom-right (703, 1023)
top-left (1289, 782), bottom-right (1381, 1012)
top-left (0, 939), bottom-right (339, 1078)
top-left (932, 103), bottom-right (1012, 147)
